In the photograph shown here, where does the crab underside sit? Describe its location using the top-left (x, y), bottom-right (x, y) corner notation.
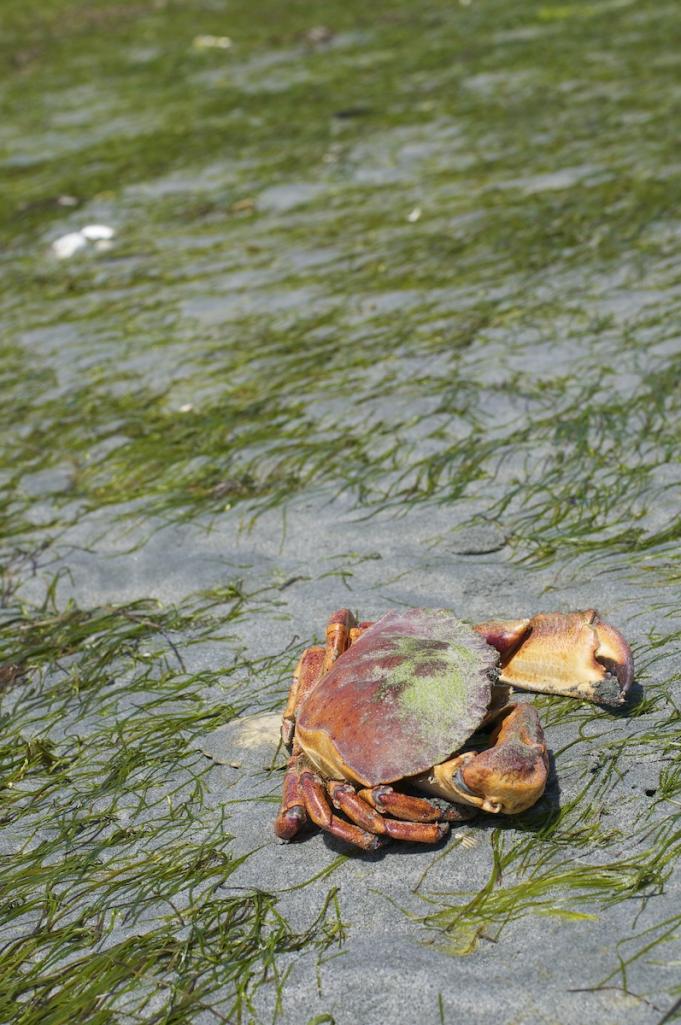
top-left (274, 608), bottom-right (634, 851)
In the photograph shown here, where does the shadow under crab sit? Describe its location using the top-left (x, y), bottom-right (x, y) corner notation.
top-left (274, 607), bottom-right (634, 851)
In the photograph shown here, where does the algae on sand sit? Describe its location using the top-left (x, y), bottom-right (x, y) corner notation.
top-left (1, 0), bottom-right (681, 1022)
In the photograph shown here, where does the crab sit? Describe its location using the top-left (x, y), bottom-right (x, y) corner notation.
top-left (274, 607), bottom-right (634, 850)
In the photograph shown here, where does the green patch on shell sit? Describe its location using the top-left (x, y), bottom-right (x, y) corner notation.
top-left (354, 609), bottom-right (496, 759)
top-left (384, 631), bottom-right (489, 736)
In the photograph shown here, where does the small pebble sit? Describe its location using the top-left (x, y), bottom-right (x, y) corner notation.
top-left (200, 712), bottom-right (283, 770)
top-left (230, 197), bottom-right (256, 213)
top-left (303, 25), bottom-right (334, 46)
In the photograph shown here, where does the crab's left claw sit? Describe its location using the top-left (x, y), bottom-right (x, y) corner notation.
top-left (475, 610), bottom-right (634, 707)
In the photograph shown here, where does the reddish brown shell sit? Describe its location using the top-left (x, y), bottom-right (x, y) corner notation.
top-left (297, 608), bottom-right (496, 787)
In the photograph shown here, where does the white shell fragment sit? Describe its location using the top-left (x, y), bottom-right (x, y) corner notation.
top-left (51, 224), bottom-right (116, 259)
top-left (407, 206), bottom-right (422, 223)
top-left (81, 224), bottom-right (115, 241)
top-left (52, 232), bottom-right (88, 259)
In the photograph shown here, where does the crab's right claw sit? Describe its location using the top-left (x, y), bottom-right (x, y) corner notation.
top-left (447, 704), bottom-right (549, 815)
top-left (475, 610), bottom-right (634, 707)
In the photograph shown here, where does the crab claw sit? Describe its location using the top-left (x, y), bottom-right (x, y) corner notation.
top-left (475, 610), bottom-right (634, 707)
top-left (447, 704), bottom-right (548, 815)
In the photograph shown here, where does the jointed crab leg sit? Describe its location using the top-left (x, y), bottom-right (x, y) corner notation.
top-left (301, 769), bottom-right (385, 851)
top-left (358, 785), bottom-right (440, 822)
top-left (276, 645), bottom-right (329, 839)
top-left (277, 609), bottom-right (358, 840)
top-left (349, 620), bottom-right (375, 645)
top-left (276, 758), bottom-right (454, 848)
top-left (281, 647), bottom-right (325, 748)
top-left (358, 785), bottom-right (474, 823)
top-left (273, 754), bottom-right (307, 841)
top-left (328, 781), bottom-right (450, 842)
top-left (281, 608), bottom-right (356, 749)
top-left (322, 608), bottom-right (358, 673)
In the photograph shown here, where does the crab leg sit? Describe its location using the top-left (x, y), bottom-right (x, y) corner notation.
top-left (300, 770), bottom-right (385, 851)
top-left (274, 754), bottom-right (308, 841)
top-left (358, 785), bottom-right (475, 823)
top-left (475, 610), bottom-right (634, 706)
top-left (322, 608), bottom-right (357, 673)
top-left (281, 647), bottom-right (325, 748)
top-left (277, 610), bottom-right (362, 842)
top-left (349, 620), bottom-right (375, 646)
top-left (328, 781), bottom-right (450, 843)
top-left (281, 608), bottom-right (356, 748)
